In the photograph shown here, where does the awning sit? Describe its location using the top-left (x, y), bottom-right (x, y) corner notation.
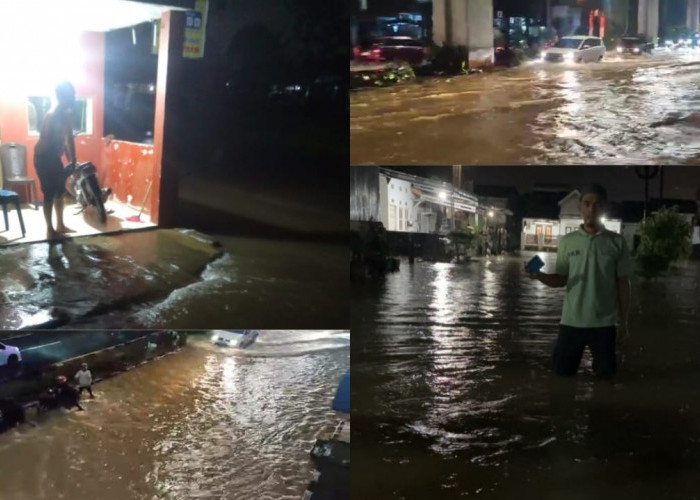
top-left (0, 0), bottom-right (193, 33)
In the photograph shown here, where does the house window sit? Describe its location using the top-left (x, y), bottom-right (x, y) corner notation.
top-left (28, 96), bottom-right (93, 135)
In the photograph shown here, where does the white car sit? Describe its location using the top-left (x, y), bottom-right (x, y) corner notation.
top-left (542, 36), bottom-right (606, 63)
top-left (211, 330), bottom-right (259, 349)
top-left (0, 342), bottom-right (21, 368)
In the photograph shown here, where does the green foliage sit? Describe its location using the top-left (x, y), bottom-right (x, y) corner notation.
top-left (636, 206), bottom-right (692, 278)
top-left (428, 43), bottom-right (470, 75)
top-left (350, 63), bottom-right (415, 89)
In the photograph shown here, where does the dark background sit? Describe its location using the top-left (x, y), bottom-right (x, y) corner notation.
top-left (104, 0), bottom-right (348, 240)
top-left (383, 165), bottom-right (700, 201)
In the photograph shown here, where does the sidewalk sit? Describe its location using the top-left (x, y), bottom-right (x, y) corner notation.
top-left (0, 228), bottom-right (223, 330)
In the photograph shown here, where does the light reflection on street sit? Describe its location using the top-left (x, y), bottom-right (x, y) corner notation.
top-left (351, 51), bottom-right (700, 164)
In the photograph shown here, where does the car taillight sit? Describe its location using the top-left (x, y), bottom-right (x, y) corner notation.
top-left (353, 47), bottom-right (360, 56)
top-left (371, 48), bottom-right (381, 56)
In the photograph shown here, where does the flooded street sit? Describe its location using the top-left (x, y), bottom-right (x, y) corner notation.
top-left (0, 331), bottom-right (349, 500)
top-left (350, 50), bottom-right (700, 165)
top-left (352, 255), bottom-right (700, 498)
top-left (0, 231), bottom-right (347, 330)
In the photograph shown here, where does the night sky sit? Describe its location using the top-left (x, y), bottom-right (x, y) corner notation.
top-left (383, 166), bottom-right (700, 202)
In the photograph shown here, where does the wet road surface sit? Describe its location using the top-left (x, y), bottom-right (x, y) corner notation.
top-left (0, 331), bottom-right (154, 367)
top-left (0, 230), bottom-right (347, 330)
top-left (350, 50), bottom-right (700, 165)
top-left (352, 254), bottom-right (700, 498)
top-left (0, 331), bottom-right (349, 500)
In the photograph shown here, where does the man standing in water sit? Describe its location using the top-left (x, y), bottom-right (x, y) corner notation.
top-left (34, 81), bottom-right (77, 240)
top-left (525, 184), bottom-right (631, 378)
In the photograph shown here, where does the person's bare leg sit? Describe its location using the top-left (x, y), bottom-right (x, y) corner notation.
top-left (55, 195), bottom-right (74, 233)
top-left (44, 193), bottom-right (58, 239)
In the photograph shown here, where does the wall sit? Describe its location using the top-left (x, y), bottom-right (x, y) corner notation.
top-left (386, 177), bottom-right (413, 232)
top-left (0, 31), bottom-right (105, 203)
top-left (102, 139), bottom-right (157, 217)
top-left (350, 166), bottom-right (380, 222)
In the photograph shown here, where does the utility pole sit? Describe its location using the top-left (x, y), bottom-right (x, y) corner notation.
top-left (635, 165), bottom-right (659, 219)
top-left (451, 165), bottom-right (461, 231)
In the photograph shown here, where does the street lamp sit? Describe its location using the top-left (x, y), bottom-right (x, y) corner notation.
top-left (438, 191), bottom-right (447, 200)
top-left (488, 210), bottom-right (494, 218)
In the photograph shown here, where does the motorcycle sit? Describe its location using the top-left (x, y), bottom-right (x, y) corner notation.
top-left (67, 162), bottom-right (111, 223)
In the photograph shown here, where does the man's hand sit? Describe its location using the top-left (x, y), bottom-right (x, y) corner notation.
top-left (522, 261), bottom-right (540, 280)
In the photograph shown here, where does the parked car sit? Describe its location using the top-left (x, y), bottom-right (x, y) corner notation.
top-left (541, 35), bottom-right (606, 63)
top-left (616, 35), bottom-right (653, 55)
top-left (354, 36), bottom-right (428, 66)
top-left (0, 343), bottom-right (21, 373)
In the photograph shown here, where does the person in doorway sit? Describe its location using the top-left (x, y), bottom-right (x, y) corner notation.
top-left (524, 184), bottom-right (631, 379)
top-left (74, 363), bottom-right (94, 398)
top-left (34, 81), bottom-right (78, 240)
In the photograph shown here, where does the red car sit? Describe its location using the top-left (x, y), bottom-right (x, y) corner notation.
top-left (354, 36), bottom-right (428, 65)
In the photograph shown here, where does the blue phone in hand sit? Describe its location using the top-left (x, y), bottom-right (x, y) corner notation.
top-left (525, 255), bottom-right (545, 274)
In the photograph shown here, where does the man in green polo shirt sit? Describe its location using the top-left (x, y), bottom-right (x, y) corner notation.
top-left (525, 184), bottom-right (632, 378)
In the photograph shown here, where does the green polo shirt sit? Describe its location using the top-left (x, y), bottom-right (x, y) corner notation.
top-left (555, 226), bottom-right (632, 328)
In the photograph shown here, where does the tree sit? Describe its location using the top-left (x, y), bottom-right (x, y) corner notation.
top-left (635, 206), bottom-right (692, 278)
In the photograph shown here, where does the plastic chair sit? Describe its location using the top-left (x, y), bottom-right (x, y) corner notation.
top-left (0, 189), bottom-right (26, 238)
top-left (0, 143), bottom-right (38, 210)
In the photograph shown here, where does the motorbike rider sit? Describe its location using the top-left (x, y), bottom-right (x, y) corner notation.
top-left (56, 375), bottom-right (84, 411)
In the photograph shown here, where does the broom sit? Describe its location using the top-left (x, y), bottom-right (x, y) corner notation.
top-left (126, 180), bottom-right (153, 222)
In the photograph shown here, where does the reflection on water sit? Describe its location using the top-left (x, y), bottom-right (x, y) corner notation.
top-left (129, 237), bottom-right (348, 330)
top-left (0, 331), bottom-right (349, 500)
top-left (351, 53), bottom-right (700, 165)
top-left (352, 255), bottom-right (700, 498)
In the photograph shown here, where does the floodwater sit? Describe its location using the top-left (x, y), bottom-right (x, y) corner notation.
top-left (0, 231), bottom-right (347, 330)
top-left (0, 331), bottom-right (350, 500)
top-left (352, 254), bottom-right (700, 498)
top-left (127, 236), bottom-right (348, 330)
top-left (350, 50), bottom-right (700, 165)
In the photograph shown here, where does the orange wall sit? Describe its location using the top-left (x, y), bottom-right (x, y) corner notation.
top-left (0, 31), bottom-right (105, 202)
top-left (102, 139), bottom-right (157, 217)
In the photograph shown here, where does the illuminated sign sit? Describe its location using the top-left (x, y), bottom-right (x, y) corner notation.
top-left (183, 0), bottom-right (208, 58)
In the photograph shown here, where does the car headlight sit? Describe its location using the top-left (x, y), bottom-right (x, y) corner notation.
top-left (540, 51), bottom-right (546, 59)
top-left (633, 48), bottom-right (640, 53)
top-left (616, 47), bottom-right (623, 53)
top-left (564, 52), bottom-right (575, 62)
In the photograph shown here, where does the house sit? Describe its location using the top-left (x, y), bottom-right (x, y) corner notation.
top-left (377, 167), bottom-right (480, 234)
top-left (521, 189), bottom-right (622, 251)
top-left (0, 1), bottom-right (196, 244)
top-left (474, 185), bottom-right (518, 252)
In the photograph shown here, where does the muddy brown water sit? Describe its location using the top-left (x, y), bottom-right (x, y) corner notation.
top-left (352, 254), bottom-right (700, 498)
top-left (351, 51), bottom-right (700, 165)
top-left (0, 331), bottom-right (349, 500)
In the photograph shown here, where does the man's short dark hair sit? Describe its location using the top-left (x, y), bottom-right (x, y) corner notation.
top-left (55, 81), bottom-right (75, 104)
top-left (579, 183), bottom-right (607, 203)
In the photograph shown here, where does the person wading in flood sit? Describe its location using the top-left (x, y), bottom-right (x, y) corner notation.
top-left (75, 363), bottom-right (94, 398)
top-left (34, 81), bottom-right (78, 240)
top-left (524, 184), bottom-right (632, 378)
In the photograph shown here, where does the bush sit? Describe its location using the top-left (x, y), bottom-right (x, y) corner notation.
top-left (635, 206), bottom-right (692, 278)
top-left (349, 63), bottom-right (415, 89)
top-left (428, 43), bottom-right (470, 75)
